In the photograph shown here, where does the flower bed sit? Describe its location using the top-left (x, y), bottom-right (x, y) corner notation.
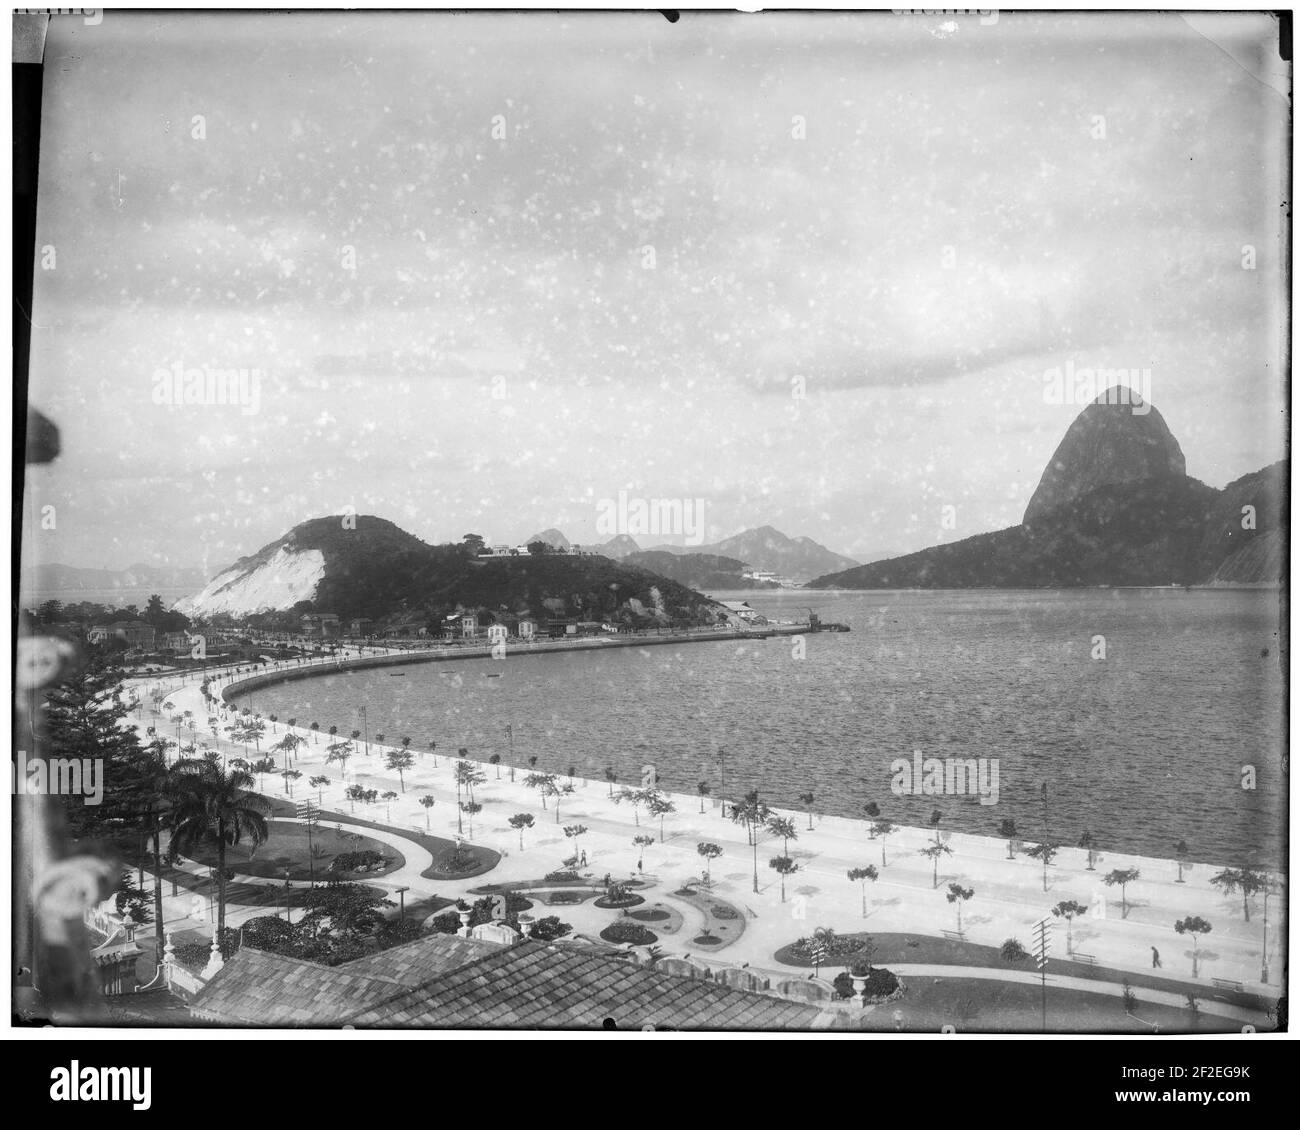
top-left (593, 893), bottom-right (646, 910)
top-left (599, 920), bottom-right (659, 946)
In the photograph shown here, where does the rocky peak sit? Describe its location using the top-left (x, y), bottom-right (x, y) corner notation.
top-left (1024, 387), bottom-right (1187, 523)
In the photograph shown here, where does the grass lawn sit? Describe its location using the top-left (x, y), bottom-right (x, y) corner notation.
top-left (144, 865), bottom-right (386, 908)
top-left (184, 819), bottom-right (403, 881)
top-left (848, 975), bottom-right (1230, 1034)
top-left (775, 931), bottom-right (1271, 1013)
top-left (264, 796), bottom-right (500, 880)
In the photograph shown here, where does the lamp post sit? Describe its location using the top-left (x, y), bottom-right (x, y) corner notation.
top-left (359, 705), bottom-right (369, 756)
top-left (395, 886), bottom-right (409, 923)
top-left (284, 871), bottom-right (292, 926)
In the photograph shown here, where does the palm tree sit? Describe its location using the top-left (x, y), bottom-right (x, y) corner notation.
top-left (167, 759), bottom-right (271, 938)
top-left (604, 767), bottom-right (618, 797)
top-left (697, 780), bottom-right (710, 813)
top-left (847, 865), bottom-right (878, 917)
top-left (124, 739), bottom-right (178, 962)
top-left (428, 739), bottom-right (438, 766)
top-left (1174, 840), bottom-right (1190, 883)
top-left (489, 753), bottom-right (502, 779)
top-left (729, 790), bottom-right (771, 894)
top-left (419, 795), bottom-right (435, 829)
top-left (768, 815), bottom-right (798, 856)
top-left (769, 854), bottom-right (799, 902)
top-left (310, 721), bottom-right (320, 745)
top-left (382, 790), bottom-right (398, 820)
top-left (798, 791), bottom-right (815, 830)
top-left (281, 768), bottom-right (302, 796)
top-left (328, 725), bottom-right (338, 745)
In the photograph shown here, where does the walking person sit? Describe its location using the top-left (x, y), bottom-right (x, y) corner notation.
top-left (1151, 946), bottom-right (1161, 969)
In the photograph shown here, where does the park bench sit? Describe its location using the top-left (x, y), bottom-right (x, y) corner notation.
top-left (941, 929), bottom-right (965, 941)
top-left (1212, 978), bottom-right (1244, 993)
top-left (1071, 952), bottom-right (1097, 964)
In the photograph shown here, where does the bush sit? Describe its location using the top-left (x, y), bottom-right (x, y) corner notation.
top-left (788, 932), bottom-right (866, 962)
top-left (832, 966), bottom-right (901, 1000)
top-left (329, 849), bottom-right (387, 874)
top-left (529, 916), bottom-right (572, 942)
top-left (1000, 938), bottom-right (1028, 964)
top-left (544, 869), bottom-right (581, 882)
top-left (600, 920), bottom-right (659, 945)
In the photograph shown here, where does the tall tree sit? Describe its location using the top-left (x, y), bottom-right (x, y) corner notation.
top-left (167, 759), bottom-right (271, 939)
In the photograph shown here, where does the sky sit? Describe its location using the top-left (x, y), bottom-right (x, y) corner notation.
top-left (22, 9), bottom-right (1289, 578)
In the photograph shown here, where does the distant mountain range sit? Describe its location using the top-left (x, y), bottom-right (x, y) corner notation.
top-left (620, 551), bottom-right (776, 591)
top-left (810, 390), bottom-right (1285, 589)
top-left (173, 516), bottom-right (722, 626)
top-left (21, 561), bottom-right (209, 595)
top-left (651, 526), bottom-right (860, 582)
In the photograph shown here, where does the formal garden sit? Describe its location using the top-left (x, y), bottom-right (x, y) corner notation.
top-left (182, 819), bottom-right (403, 881)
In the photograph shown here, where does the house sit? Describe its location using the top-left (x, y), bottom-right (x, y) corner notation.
top-left (160, 631), bottom-right (193, 652)
top-left (443, 612), bottom-right (479, 640)
top-left (350, 618), bottom-right (374, 636)
top-left (300, 613), bottom-right (340, 639)
top-left (720, 600), bottom-right (758, 623)
top-left (87, 621), bottom-right (156, 650)
top-left (187, 933), bottom-right (834, 1030)
top-left (517, 619), bottom-right (536, 639)
top-left (486, 624), bottom-right (508, 645)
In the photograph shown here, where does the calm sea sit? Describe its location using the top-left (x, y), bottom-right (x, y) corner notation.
top-left (251, 589), bottom-right (1286, 868)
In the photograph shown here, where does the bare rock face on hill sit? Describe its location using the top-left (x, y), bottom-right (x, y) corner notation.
top-left (1023, 389), bottom-right (1187, 523)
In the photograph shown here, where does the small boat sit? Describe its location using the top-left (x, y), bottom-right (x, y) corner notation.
top-left (485, 672), bottom-right (502, 678)
top-left (388, 672), bottom-right (406, 677)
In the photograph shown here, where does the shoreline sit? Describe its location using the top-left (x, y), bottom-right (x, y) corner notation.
top-left (209, 653), bottom-right (1278, 885)
top-left (134, 655), bottom-right (1283, 996)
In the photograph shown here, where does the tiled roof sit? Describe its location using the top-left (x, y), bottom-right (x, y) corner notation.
top-left (345, 934), bottom-right (503, 983)
top-left (192, 948), bottom-right (394, 1026)
top-left (191, 934), bottom-right (505, 1026)
top-left (346, 942), bottom-right (829, 1031)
